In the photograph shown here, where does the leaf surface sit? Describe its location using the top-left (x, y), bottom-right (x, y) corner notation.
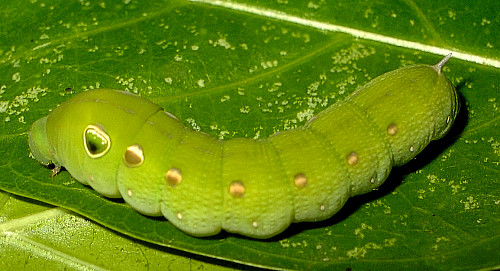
top-left (0, 0), bottom-right (498, 270)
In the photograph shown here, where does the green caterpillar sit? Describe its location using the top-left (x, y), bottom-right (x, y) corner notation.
top-left (28, 55), bottom-right (458, 239)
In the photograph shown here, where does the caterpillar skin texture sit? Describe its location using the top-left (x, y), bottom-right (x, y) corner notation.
top-left (29, 55), bottom-right (458, 239)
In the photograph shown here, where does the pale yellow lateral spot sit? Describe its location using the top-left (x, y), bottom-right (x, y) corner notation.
top-left (166, 168), bottom-right (182, 186)
top-left (124, 144), bottom-right (144, 167)
top-left (229, 181), bottom-right (245, 198)
top-left (387, 123), bottom-right (398, 136)
top-left (346, 152), bottom-right (359, 166)
top-left (294, 173), bottom-right (308, 188)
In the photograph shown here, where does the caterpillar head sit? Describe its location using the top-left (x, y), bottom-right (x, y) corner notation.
top-left (28, 89), bottom-right (161, 198)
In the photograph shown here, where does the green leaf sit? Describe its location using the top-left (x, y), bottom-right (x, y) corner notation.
top-left (1, 0), bottom-right (498, 270)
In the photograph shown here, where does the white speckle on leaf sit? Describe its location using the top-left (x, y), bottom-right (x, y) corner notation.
top-left (197, 79), bottom-right (205, 87)
top-left (481, 18), bottom-right (491, 25)
top-left (2, 86), bottom-right (47, 121)
top-left (210, 38), bottom-right (234, 50)
top-left (218, 130), bottom-right (229, 139)
top-left (261, 60), bottom-right (278, 69)
top-left (364, 8), bottom-right (373, 19)
top-left (440, 149), bottom-right (454, 161)
top-left (448, 10), bottom-right (456, 20)
top-left (248, 65), bottom-right (258, 73)
top-left (268, 82), bottom-right (282, 93)
top-left (307, 1), bottom-right (320, 9)
top-left (185, 118), bottom-right (201, 131)
top-left (88, 45), bottom-right (99, 52)
top-left (346, 247), bottom-right (367, 259)
top-left (296, 109), bottom-right (314, 122)
top-left (253, 130), bottom-right (261, 140)
top-left (240, 106), bottom-right (250, 114)
top-left (354, 223), bottom-right (373, 239)
top-left (0, 101), bottom-right (8, 113)
top-left (279, 239), bottom-right (290, 248)
top-left (417, 188), bottom-right (426, 199)
top-left (461, 196), bottom-right (479, 210)
top-left (12, 59), bottom-right (20, 67)
top-left (307, 81), bottom-right (320, 96)
top-left (12, 72), bottom-right (21, 82)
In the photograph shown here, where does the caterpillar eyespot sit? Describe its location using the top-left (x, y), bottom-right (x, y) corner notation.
top-left (83, 125), bottom-right (110, 158)
top-left (28, 55), bottom-right (459, 239)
